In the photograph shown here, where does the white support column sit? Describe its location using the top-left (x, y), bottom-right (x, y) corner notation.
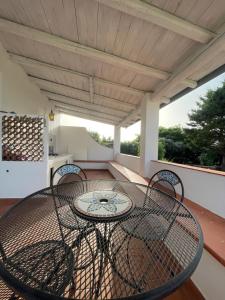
top-left (140, 93), bottom-right (160, 177)
top-left (113, 125), bottom-right (121, 160)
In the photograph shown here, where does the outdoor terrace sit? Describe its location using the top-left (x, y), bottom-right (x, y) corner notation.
top-left (0, 0), bottom-right (225, 299)
top-left (0, 169), bottom-right (204, 300)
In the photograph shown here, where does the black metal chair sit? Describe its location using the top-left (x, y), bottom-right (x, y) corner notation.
top-left (51, 164), bottom-right (87, 186)
top-left (51, 164), bottom-right (89, 230)
top-left (147, 169), bottom-right (184, 203)
top-left (0, 279), bottom-right (22, 300)
top-left (0, 240), bottom-right (74, 299)
top-left (121, 170), bottom-right (184, 242)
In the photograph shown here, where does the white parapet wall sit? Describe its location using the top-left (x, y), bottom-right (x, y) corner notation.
top-left (57, 126), bottom-right (113, 161)
top-left (150, 160), bottom-right (225, 219)
top-left (116, 153), bottom-right (140, 174)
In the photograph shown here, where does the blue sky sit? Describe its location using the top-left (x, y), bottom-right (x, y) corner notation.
top-left (61, 72), bottom-right (225, 141)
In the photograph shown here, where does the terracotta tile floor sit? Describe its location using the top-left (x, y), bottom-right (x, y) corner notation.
top-left (0, 169), bottom-right (204, 299)
top-left (85, 169), bottom-right (115, 180)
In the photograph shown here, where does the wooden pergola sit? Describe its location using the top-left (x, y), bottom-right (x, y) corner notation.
top-left (0, 0), bottom-right (225, 175)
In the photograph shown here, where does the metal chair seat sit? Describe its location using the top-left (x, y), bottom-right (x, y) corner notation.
top-left (58, 205), bottom-right (91, 230)
top-left (1, 240), bottom-right (74, 298)
top-left (0, 280), bottom-right (22, 300)
top-left (120, 207), bottom-right (167, 241)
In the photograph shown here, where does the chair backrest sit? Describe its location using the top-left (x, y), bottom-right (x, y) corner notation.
top-left (148, 169), bottom-right (184, 203)
top-left (51, 164), bottom-right (87, 186)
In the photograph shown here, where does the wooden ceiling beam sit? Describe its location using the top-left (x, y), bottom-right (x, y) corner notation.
top-left (30, 76), bottom-right (136, 111)
top-left (96, 0), bottom-right (215, 43)
top-left (55, 106), bottom-right (119, 125)
top-left (10, 53), bottom-right (144, 99)
top-left (119, 23), bottom-right (225, 127)
top-left (0, 19), bottom-right (194, 85)
top-left (55, 103), bottom-right (122, 122)
top-left (44, 91), bottom-right (128, 118)
top-left (151, 24), bottom-right (225, 102)
top-left (0, 18), bottom-right (167, 80)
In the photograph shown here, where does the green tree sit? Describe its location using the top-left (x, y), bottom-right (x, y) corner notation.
top-left (188, 82), bottom-right (225, 169)
top-left (159, 126), bottom-right (184, 142)
top-left (158, 139), bottom-right (166, 160)
top-left (101, 136), bottom-right (113, 148)
top-left (89, 131), bottom-right (113, 148)
top-left (120, 134), bottom-right (140, 156)
top-left (89, 131), bottom-right (101, 143)
top-left (159, 126), bottom-right (197, 163)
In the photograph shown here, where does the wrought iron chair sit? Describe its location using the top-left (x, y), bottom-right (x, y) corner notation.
top-left (51, 164), bottom-right (87, 186)
top-left (51, 164), bottom-right (89, 230)
top-left (0, 240), bottom-right (74, 299)
top-left (121, 170), bottom-right (184, 242)
top-left (0, 279), bottom-right (22, 300)
top-left (147, 169), bottom-right (184, 203)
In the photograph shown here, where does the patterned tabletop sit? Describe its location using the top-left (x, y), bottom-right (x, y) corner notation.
top-left (73, 190), bottom-right (133, 220)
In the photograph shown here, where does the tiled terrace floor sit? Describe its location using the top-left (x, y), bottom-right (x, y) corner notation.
top-left (0, 169), bottom-right (203, 300)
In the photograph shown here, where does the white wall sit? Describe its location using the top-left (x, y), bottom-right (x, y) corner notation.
top-left (58, 126), bottom-right (113, 161)
top-left (116, 153), bottom-right (140, 173)
top-left (0, 114), bottom-right (48, 198)
top-left (0, 43), bottom-right (50, 198)
top-left (150, 160), bottom-right (225, 219)
top-left (114, 155), bottom-right (225, 218)
top-left (192, 249), bottom-right (225, 300)
top-left (0, 43), bottom-right (49, 115)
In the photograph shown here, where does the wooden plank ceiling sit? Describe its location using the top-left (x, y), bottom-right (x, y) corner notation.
top-left (0, 0), bottom-right (224, 127)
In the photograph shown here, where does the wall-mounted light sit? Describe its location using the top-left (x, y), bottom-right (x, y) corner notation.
top-left (48, 109), bottom-right (55, 121)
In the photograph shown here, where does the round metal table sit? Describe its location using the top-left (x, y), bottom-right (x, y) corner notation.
top-left (0, 180), bottom-right (203, 300)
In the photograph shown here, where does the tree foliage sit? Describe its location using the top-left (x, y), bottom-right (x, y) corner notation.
top-left (89, 131), bottom-right (113, 148)
top-left (89, 82), bottom-right (225, 170)
top-left (120, 135), bottom-right (140, 156)
top-left (187, 82), bottom-right (225, 168)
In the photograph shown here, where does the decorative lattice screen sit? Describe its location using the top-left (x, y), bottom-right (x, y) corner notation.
top-left (2, 115), bottom-right (44, 161)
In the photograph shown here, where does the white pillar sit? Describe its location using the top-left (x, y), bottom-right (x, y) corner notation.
top-left (140, 93), bottom-right (160, 177)
top-left (113, 126), bottom-right (121, 160)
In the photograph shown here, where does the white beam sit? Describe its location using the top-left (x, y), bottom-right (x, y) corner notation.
top-left (30, 76), bottom-right (136, 111)
top-left (185, 79), bottom-right (198, 89)
top-left (1, 20), bottom-right (194, 86)
top-left (55, 102), bottom-right (121, 122)
top-left (118, 105), bottom-right (142, 128)
top-left (151, 25), bottom-right (225, 102)
top-left (0, 18), bottom-right (168, 80)
top-left (160, 97), bottom-right (170, 104)
top-left (96, 0), bottom-right (215, 43)
top-left (120, 23), bottom-right (225, 126)
top-left (56, 107), bottom-right (118, 125)
top-left (10, 53), bottom-right (144, 98)
top-left (44, 91), bottom-right (127, 118)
